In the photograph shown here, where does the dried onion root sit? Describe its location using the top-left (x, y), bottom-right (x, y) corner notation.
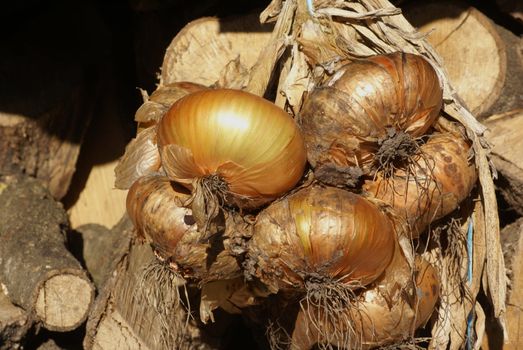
top-left (126, 174), bottom-right (252, 283)
top-left (300, 52), bottom-right (442, 186)
top-left (290, 249), bottom-right (440, 350)
top-left (363, 131), bottom-right (477, 238)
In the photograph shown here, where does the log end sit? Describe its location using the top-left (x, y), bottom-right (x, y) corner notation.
top-left (35, 274), bottom-right (94, 332)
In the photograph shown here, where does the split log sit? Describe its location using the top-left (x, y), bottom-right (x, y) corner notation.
top-left (484, 110), bottom-right (523, 216)
top-left (0, 175), bottom-right (94, 332)
top-left (161, 13), bottom-right (273, 88)
top-left (0, 285), bottom-right (31, 350)
top-left (405, 1), bottom-right (523, 120)
top-left (70, 218), bottom-right (134, 290)
top-left (84, 232), bottom-right (237, 350)
top-left (499, 218), bottom-right (523, 349)
top-left (0, 1), bottom-right (108, 200)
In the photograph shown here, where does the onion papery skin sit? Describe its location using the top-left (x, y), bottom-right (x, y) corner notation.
top-left (246, 185), bottom-right (396, 294)
top-left (291, 250), bottom-right (440, 350)
top-left (157, 88), bottom-right (307, 209)
top-left (135, 81), bottom-right (208, 131)
top-left (363, 132), bottom-right (477, 238)
top-left (300, 52), bottom-right (442, 175)
top-left (114, 126), bottom-right (162, 190)
top-left (126, 174), bottom-right (245, 282)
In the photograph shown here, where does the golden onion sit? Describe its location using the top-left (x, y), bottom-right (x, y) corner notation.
top-left (126, 174), bottom-right (246, 282)
top-left (300, 52), bottom-right (442, 181)
top-left (291, 251), bottom-right (440, 350)
top-left (363, 131), bottom-right (477, 238)
top-left (245, 185), bottom-right (396, 294)
top-left (157, 88), bottom-right (307, 211)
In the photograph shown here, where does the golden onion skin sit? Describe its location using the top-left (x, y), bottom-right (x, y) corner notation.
top-left (300, 52), bottom-right (442, 175)
top-left (157, 89), bottom-right (307, 208)
top-left (246, 185), bottom-right (396, 294)
top-left (291, 251), bottom-right (440, 350)
top-left (363, 132), bottom-right (477, 238)
top-left (126, 174), bottom-right (244, 282)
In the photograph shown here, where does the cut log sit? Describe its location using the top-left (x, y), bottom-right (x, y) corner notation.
top-left (499, 218), bottom-right (523, 349)
top-left (0, 175), bottom-right (94, 332)
top-left (405, 1), bottom-right (523, 120)
top-left (0, 285), bottom-right (31, 350)
top-left (484, 110), bottom-right (523, 216)
top-left (161, 13), bottom-right (274, 88)
top-left (0, 1), bottom-right (108, 200)
top-left (84, 223), bottom-right (237, 350)
top-left (71, 218), bottom-right (134, 290)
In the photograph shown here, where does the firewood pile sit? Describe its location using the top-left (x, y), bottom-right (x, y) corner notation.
top-left (0, 0), bottom-right (521, 349)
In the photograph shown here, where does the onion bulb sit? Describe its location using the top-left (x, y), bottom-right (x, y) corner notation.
top-left (290, 250), bottom-right (440, 350)
top-left (363, 131), bottom-right (477, 238)
top-left (300, 52), bottom-right (442, 183)
top-left (126, 174), bottom-right (250, 282)
top-left (157, 88), bottom-right (307, 232)
top-left (245, 185), bottom-right (396, 294)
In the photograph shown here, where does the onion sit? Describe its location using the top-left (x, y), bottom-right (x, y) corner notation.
top-left (157, 88), bottom-right (307, 232)
top-left (291, 250), bottom-right (440, 350)
top-left (300, 52), bottom-right (442, 183)
top-left (363, 131), bottom-right (477, 238)
top-left (245, 185), bottom-right (396, 294)
top-left (126, 174), bottom-right (249, 282)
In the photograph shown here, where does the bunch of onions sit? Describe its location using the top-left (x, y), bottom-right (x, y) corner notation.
top-left (363, 131), bottom-right (477, 238)
top-left (126, 174), bottom-right (249, 283)
top-left (157, 88), bottom-right (307, 231)
top-left (290, 248), bottom-right (440, 350)
top-left (299, 52), bottom-right (443, 185)
top-left (246, 185), bottom-right (396, 295)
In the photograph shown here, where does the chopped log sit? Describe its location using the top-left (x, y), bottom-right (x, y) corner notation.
top-left (0, 175), bottom-right (94, 332)
top-left (0, 1), bottom-right (108, 200)
top-left (484, 110), bottom-right (523, 216)
top-left (0, 285), bottom-right (31, 350)
top-left (84, 224), bottom-right (236, 350)
top-left (71, 218), bottom-right (134, 290)
top-left (161, 13), bottom-right (274, 88)
top-left (405, 1), bottom-right (523, 120)
top-left (499, 218), bottom-right (523, 348)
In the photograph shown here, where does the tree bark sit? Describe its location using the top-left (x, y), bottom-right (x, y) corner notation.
top-left (0, 175), bottom-right (94, 332)
top-left (0, 286), bottom-right (31, 350)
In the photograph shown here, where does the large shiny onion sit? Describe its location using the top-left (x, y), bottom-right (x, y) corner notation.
top-left (157, 88), bottom-right (307, 210)
top-left (363, 131), bottom-right (477, 238)
top-left (245, 185), bottom-right (396, 294)
top-left (126, 174), bottom-right (248, 282)
top-left (291, 250), bottom-right (440, 350)
top-left (300, 52), bottom-right (442, 179)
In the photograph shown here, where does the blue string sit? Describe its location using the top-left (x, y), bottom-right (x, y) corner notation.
top-left (306, 0), bottom-right (315, 16)
top-left (466, 217), bottom-right (474, 350)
